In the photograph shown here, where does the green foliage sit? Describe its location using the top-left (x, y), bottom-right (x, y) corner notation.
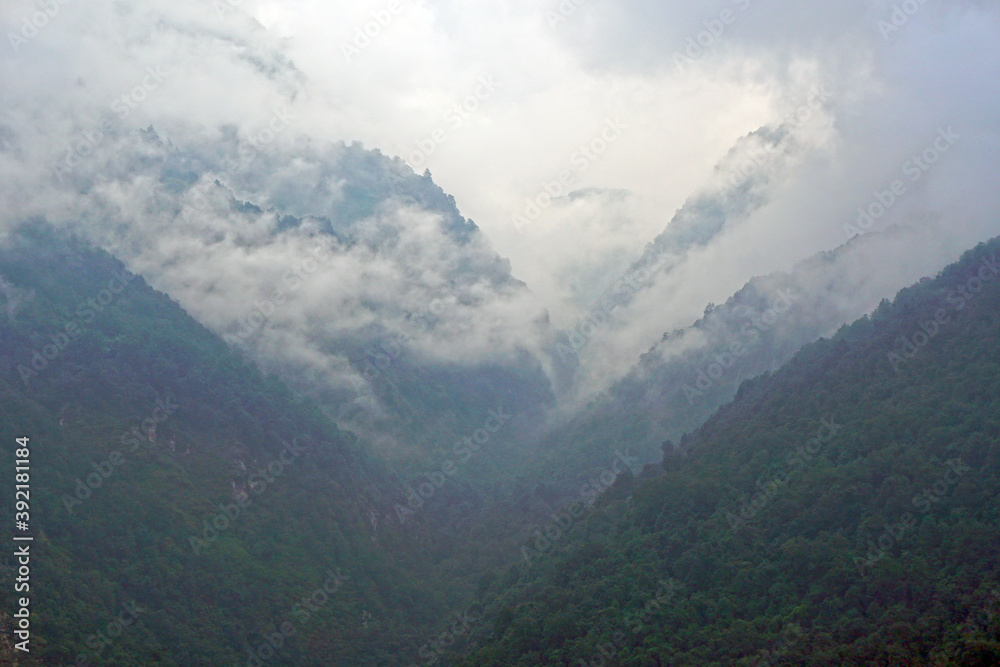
top-left (453, 238), bottom-right (1000, 665)
top-left (0, 225), bottom-right (446, 665)
top-left (4, 222), bottom-right (1000, 665)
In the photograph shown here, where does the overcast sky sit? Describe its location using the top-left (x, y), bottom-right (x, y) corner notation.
top-left (2, 0), bottom-right (999, 398)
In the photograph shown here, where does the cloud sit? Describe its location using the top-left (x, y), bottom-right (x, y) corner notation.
top-left (1, 0), bottom-right (999, 422)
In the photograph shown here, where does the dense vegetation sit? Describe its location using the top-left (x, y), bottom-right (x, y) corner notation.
top-left (529, 225), bottom-right (947, 502)
top-left (2, 222), bottom-right (999, 665)
top-left (452, 238), bottom-right (1000, 665)
top-left (0, 225), bottom-right (459, 665)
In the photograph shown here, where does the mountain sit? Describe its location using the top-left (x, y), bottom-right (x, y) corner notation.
top-left (525, 223), bottom-right (954, 497)
top-left (2, 109), bottom-right (995, 667)
top-left (0, 225), bottom-right (460, 666)
top-left (549, 115), bottom-right (831, 400)
top-left (452, 235), bottom-right (1000, 665)
top-left (26, 129), bottom-right (559, 477)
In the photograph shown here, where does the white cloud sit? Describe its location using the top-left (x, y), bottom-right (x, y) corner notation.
top-left (1, 0), bottom-right (999, 413)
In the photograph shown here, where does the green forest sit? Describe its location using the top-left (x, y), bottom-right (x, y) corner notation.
top-left (0, 225), bottom-right (461, 665)
top-left (2, 229), bottom-right (1000, 665)
top-left (450, 240), bottom-right (1000, 665)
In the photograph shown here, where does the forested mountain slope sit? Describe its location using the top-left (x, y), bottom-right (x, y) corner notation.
top-left (41, 129), bottom-right (557, 479)
top-left (528, 223), bottom-right (952, 498)
top-left (0, 225), bottom-right (451, 665)
top-left (453, 236), bottom-right (1000, 665)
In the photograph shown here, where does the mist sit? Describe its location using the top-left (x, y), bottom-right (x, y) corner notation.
top-left (2, 0), bottom-right (999, 421)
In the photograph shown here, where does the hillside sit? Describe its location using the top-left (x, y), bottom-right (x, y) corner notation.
top-left (47, 130), bottom-right (557, 478)
top-left (527, 223), bottom-right (953, 497)
top-left (452, 236), bottom-right (1000, 665)
top-left (0, 225), bottom-right (452, 665)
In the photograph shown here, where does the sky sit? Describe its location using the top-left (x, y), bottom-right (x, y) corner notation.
top-left (1, 0), bottom-right (999, 406)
